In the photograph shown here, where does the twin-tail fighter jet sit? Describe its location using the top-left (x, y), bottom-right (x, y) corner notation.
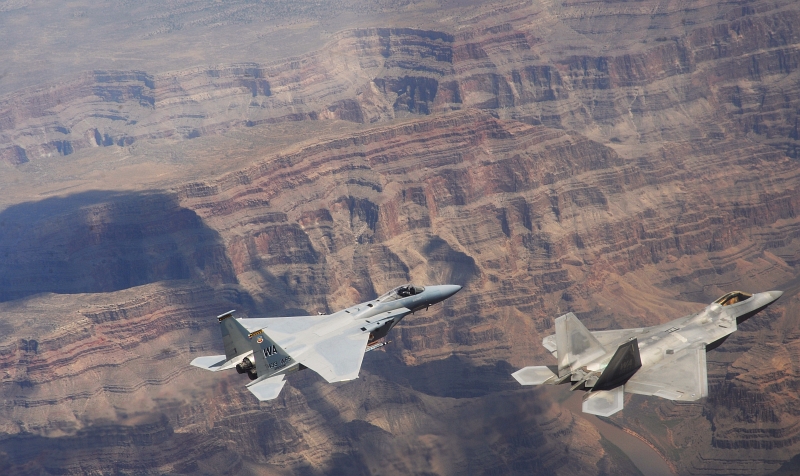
top-left (191, 284), bottom-right (461, 401)
top-left (512, 290), bottom-right (783, 416)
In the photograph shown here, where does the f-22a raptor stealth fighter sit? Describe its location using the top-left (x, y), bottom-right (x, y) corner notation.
top-left (192, 284), bottom-right (461, 401)
top-left (512, 290), bottom-right (783, 416)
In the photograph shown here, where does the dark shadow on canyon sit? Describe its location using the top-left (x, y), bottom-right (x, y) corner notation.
top-left (366, 351), bottom-right (520, 398)
top-left (0, 190), bottom-right (237, 302)
top-left (422, 236), bottom-right (480, 287)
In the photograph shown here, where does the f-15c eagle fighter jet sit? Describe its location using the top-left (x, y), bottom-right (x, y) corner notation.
top-left (192, 284), bottom-right (461, 401)
top-left (512, 290), bottom-right (783, 416)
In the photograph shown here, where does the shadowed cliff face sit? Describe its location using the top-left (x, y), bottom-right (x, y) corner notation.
top-left (0, 191), bottom-right (236, 302)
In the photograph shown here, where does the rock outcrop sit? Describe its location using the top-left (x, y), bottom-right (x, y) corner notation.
top-left (1, 0), bottom-right (800, 474)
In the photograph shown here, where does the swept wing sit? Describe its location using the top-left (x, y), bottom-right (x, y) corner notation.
top-left (625, 344), bottom-right (708, 401)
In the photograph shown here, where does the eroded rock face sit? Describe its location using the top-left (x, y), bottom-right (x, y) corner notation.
top-left (0, 107), bottom-right (798, 474)
top-left (3, 0), bottom-right (800, 167)
top-left (2, 0), bottom-right (800, 474)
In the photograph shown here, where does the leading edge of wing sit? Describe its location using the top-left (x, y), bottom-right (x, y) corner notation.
top-left (625, 344), bottom-right (708, 401)
top-left (298, 306), bottom-right (413, 383)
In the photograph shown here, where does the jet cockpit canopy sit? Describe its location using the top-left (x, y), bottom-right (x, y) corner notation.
top-left (714, 291), bottom-right (753, 306)
top-left (377, 284), bottom-right (426, 302)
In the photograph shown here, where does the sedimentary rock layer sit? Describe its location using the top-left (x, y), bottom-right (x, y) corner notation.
top-left (2, 0), bottom-right (799, 167)
top-left (1, 0), bottom-right (800, 474)
top-left (2, 105), bottom-right (800, 473)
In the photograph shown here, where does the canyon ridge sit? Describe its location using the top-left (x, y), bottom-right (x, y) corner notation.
top-left (1, 0), bottom-right (800, 474)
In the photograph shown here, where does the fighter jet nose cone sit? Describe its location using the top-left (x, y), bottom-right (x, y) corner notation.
top-left (434, 285), bottom-right (462, 299)
top-left (444, 284), bottom-right (462, 296)
top-left (769, 290), bottom-right (784, 301)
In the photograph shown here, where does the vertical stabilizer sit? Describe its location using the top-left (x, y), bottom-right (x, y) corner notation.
top-left (218, 310), bottom-right (251, 361)
top-left (555, 312), bottom-right (606, 377)
top-left (593, 338), bottom-right (642, 390)
top-left (248, 329), bottom-right (294, 382)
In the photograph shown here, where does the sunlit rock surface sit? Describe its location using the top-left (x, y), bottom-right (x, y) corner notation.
top-left (1, 0), bottom-right (800, 474)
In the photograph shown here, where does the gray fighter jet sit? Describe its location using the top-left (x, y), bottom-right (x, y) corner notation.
top-left (192, 284), bottom-right (461, 401)
top-left (512, 290), bottom-right (783, 416)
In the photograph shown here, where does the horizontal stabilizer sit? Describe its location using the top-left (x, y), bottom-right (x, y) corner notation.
top-left (583, 385), bottom-right (625, 417)
top-left (190, 355), bottom-right (227, 371)
top-left (512, 366), bottom-right (558, 385)
top-left (246, 375), bottom-right (286, 401)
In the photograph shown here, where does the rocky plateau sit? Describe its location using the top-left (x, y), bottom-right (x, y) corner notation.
top-left (1, 0), bottom-right (800, 474)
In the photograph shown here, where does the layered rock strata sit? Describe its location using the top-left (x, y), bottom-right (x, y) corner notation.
top-left (1, 0), bottom-right (800, 474)
top-left (3, 0), bottom-right (800, 168)
top-left (2, 106), bottom-right (800, 473)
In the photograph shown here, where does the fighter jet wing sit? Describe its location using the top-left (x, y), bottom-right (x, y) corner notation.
top-left (624, 344), bottom-right (708, 401)
top-left (300, 329), bottom-right (371, 383)
top-left (299, 307), bottom-right (413, 383)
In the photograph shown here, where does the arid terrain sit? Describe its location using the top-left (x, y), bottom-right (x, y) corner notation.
top-left (1, 0), bottom-right (800, 474)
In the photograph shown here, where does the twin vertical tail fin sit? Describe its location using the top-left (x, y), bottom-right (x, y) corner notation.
top-left (245, 329), bottom-right (292, 401)
top-left (216, 310), bottom-right (295, 379)
top-left (513, 312), bottom-right (642, 417)
top-left (191, 311), bottom-right (291, 401)
top-left (247, 329), bottom-right (294, 380)
top-left (190, 310), bottom-right (250, 372)
top-left (582, 338), bottom-right (642, 417)
top-left (513, 312), bottom-right (608, 387)
top-left (555, 312), bottom-right (606, 377)
top-left (219, 310), bottom-right (251, 361)
top-left (593, 338), bottom-right (642, 390)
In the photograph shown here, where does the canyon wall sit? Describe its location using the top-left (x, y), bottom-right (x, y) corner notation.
top-left (1, 0), bottom-right (800, 474)
top-left (3, 1), bottom-right (800, 165)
